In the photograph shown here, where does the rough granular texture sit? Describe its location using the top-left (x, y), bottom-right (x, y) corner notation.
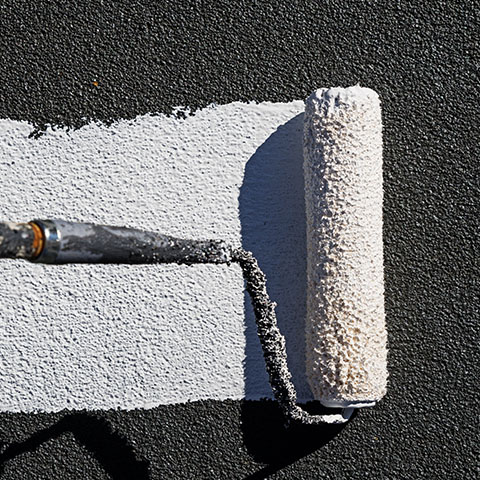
top-left (304, 87), bottom-right (388, 406)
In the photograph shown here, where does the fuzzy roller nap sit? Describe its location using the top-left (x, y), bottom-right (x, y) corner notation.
top-left (0, 86), bottom-right (387, 425)
top-left (304, 86), bottom-right (388, 408)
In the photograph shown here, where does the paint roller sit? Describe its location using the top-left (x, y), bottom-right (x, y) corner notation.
top-left (0, 86), bottom-right (387, 425)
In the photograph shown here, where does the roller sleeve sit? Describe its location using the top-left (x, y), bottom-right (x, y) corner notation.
top-left (303, 86), bottom-right (388, 408)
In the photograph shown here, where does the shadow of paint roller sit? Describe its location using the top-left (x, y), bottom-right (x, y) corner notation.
top-left (0, 86), bottom-right (387, 426)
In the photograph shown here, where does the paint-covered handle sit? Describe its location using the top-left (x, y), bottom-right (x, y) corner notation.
top-left (0, 220), bottom-right (232, 265)
top-left (33, 219), bottom-right (232, 265)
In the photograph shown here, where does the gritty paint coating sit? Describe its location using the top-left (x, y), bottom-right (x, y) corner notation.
top-left (304, 87), bottom-right (387, 406)
top-left (0, 101), bottom-right (306, 412)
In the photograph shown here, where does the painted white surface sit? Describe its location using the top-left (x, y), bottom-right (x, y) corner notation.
top-left (0, 101), bottom-right (310, 412)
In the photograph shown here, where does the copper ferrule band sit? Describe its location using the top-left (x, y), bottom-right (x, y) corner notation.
top-left (29, 221), bottom-right (45, 259)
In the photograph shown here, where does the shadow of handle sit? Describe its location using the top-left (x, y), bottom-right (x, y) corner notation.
top-left (0, 413), bottom-right (149, 479)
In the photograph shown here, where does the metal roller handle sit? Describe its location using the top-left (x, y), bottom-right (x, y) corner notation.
top-left (0, 220), bottom-right (231, 265)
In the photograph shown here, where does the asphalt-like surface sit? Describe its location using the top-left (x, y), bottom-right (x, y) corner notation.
top-left (0, 1), bottom-right (478, 478)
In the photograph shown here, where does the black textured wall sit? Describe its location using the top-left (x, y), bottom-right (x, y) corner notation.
top-left (0, 1), bottom-right (478, 478)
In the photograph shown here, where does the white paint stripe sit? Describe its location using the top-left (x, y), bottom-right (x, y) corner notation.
top-left (0, 101), bottom-right (310, 412)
